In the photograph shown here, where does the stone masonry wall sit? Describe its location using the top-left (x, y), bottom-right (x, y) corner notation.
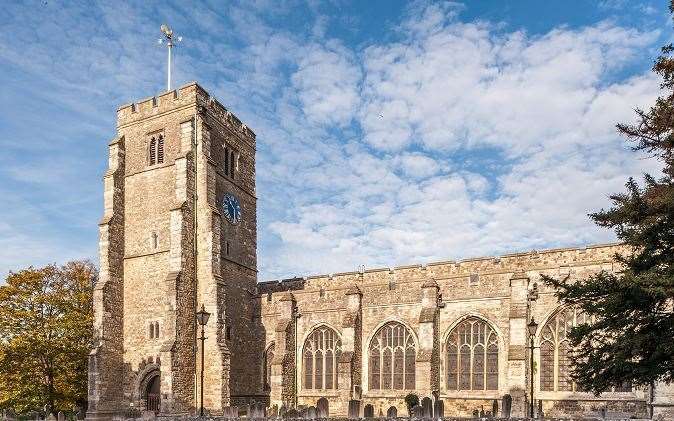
top-left (258, 243), bottom-right (650, 418)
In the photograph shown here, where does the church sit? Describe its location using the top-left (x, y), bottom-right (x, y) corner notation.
top-left (86, 82), bottom-right (674, 420)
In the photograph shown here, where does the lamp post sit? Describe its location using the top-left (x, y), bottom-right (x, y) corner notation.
top-left (527, 317), bottom-right (539, 419)
top-left (196, 304), bottom-right (211, 417)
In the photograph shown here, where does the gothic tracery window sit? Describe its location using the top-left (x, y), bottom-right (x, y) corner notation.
top-left (368, 322), bottom-right (416, 390)
top-left (446, 317), bottom-right (499, 391)
top-left (303, 326), bottom-right (341, 390)
top-left (540, 307), bottom-right (589, 392)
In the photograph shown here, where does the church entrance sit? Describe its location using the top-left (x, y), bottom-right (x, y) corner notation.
top-left (145, 375), bottom-right (161, 412)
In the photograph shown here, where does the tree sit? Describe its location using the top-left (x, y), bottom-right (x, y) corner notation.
top-left (543, 1), bottom-right (674, 395)
top-left (0, 261), bottom-right (95, 414)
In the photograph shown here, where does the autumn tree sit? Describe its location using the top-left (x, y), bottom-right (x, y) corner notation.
top-left (543, 1), bottom-right (674, 394)
top-left (0, 261), bottom-right (95, 414)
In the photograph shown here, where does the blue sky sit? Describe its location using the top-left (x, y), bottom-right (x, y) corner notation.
top-left (0, 0), bottom-right (671, 281)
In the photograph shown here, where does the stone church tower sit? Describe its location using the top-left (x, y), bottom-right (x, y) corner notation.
top-left (87, 83), bottom-right (264, 419)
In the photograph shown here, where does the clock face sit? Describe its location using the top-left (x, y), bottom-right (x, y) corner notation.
top-left (223, 193), bottom-right (241, 225)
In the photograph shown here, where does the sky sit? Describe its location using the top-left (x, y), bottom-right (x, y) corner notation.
top-left (0, 0), bottom-right (672, 282)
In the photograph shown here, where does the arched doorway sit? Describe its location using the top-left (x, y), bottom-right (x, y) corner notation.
top-left (145, 375), bottom-right (160, 412)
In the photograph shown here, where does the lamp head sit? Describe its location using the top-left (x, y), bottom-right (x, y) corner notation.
top-left (527, 316), bottom-right (538, 337)
top-left (196, 304), bottom-right (211, 326)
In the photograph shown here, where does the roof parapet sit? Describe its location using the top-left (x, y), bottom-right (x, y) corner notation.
top-left (116, 82), bottom-right (256, 139)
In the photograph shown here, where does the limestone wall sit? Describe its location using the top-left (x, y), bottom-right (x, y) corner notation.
top-left (258, 243), bottom-right (650, 418)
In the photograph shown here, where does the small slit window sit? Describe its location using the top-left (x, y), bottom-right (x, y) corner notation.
top-left (224, 147), bottom-right (229, 175)
top-left (229, 151), bottom-right (235, 178)
top-left (469, 273), bottom-right (480, 286)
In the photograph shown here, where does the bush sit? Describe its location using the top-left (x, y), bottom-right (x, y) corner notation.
top-left (404, 393), bottom-right (419, 415)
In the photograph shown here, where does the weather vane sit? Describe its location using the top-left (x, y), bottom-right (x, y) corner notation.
top-left (158, 24), bottom-right (182, 91)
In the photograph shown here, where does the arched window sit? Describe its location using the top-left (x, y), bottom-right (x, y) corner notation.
top-left (369, 322), bottom-right (416, 390)
top-left (157, 135), bottom-right (164, 164)
top-left (149, 138), bottom-right (157, 165)
top-left (264, 343), bottom-right (275, 391)
top-left (540, 307), bottom-right (589, 392)
top-left (303, 326), bottom-right (341, 390)
top-left (445, 317), bottom-right (499, 391)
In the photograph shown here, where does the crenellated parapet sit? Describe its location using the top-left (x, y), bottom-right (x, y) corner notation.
top-left (116, 82), bottom-right (256, 141)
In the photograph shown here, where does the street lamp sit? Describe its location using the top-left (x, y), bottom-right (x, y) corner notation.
top-left (527, 317), bottom-right (539, 419)
top-left (196, 304), bottom-right (211, 417)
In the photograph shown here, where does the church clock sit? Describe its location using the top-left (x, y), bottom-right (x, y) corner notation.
top-left (222, 193), bottom-right (241, 225)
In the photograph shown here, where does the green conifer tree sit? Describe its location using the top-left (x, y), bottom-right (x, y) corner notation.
top-left (543, 1), bottom-right (674, 394)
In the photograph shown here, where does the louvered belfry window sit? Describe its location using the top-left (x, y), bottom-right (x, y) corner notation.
top-left (157, 135), bottom-right (164, 164)
top-left (149, 138), bottom-right (157, 165)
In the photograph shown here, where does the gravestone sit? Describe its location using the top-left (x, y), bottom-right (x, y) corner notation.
top-left (411, 406), bottom-right (423, 419)
top-left (386, 406), bottom-right (397, 418)
top-left (285, 408), bottom-right (299, 419)
top-left (307, 406), bottom-right (317, 419)
top-left (502, 394), bottom-right (512, 418)
top-left (472, 409), bottom-right (479, 418)
top-left (492, 399), bottom-right (498, 418)
top-left (348, 400), bottom-right (360, 419)
top-left (76, 409), bottom-right (85, 420)
top-left (316, 398), bottom-right (329, 418)
top-left (421, 397), bottom-right (432, 419)
top-left (57, 412), bottom-right (65, 421)
top-left (363, 404), bottom-right (374, 418)
top-left (433, 399), bottom-right (444, 419)
top-left (479, 406), bottom-right (485, 418)
top-left (46, 414), bottom-right (56, 421)
top-left (279, 404), bottom-right (287, 419)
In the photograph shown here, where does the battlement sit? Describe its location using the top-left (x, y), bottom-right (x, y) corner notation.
top-left (258, 242), bottom-right (625, 292)
top-left (116, 82), bottom-right (256, 139)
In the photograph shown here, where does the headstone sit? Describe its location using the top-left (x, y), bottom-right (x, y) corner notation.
top-left (316, 397), bottom-right (329, 418)
top-left (231, 405), bottom-right (240, 418)
top-left (279, 404), bottom-right (287, 419)
top-left (364, 404), bottom-right (374, 418)
top-left (46, 414), bottom-right (56, 421)
top-left (285, 408), bottom-right (299, 419)
top-left (433, 399), bottom-right (444, 419)
top-left (141, 410), bottom-right (155, 420)
top-left (386, 406), bottom-right (397, 418)
top-left (348, 400), bottom-right (360, 419)
top-left (76, 409), bottom-right (85, 420)
top-left (472, 409), bottom-right (479, 418)
top-left (538, 400), bottom-right (543, 419)
top-left (57, 412), bottom-right (64, 421)
top-left (307, 406), bottom-right (317, 420)
top-left (421, 397), bottom-right (432, 419)
top-left (479, 406), bottom-right (485, 418)
top-left (412, 406), bottom-right (423, 419)
top-left (502, 394), bottom-right (512, 418)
